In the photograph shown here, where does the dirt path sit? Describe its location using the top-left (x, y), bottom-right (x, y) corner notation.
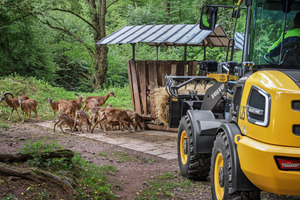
top-left (1, 121), bottom-right (296, 200)
top-left (0, 121), bottom-right (212, 199)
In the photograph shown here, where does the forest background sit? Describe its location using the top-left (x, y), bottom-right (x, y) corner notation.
top-left (0, 0), bottom-right (244, 92)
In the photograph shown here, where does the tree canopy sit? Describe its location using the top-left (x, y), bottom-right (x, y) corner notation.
top-left (0, 0), bottom-right (246, 92)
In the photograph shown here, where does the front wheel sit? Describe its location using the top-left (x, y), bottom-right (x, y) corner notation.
top-left (211, 131), bottom-right (260, 200)
top-left (177, 115), bottom-right (211, 181)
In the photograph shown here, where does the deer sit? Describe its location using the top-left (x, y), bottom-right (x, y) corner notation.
top-left (18, 97), bottom-right (38, 123)
top-left (71, 110), bottom-right (92, 133)
top-left (0, 92), bottom-right (29, 121)
top-left (90, 108), bottom-right (135, 134)
top-left (54, 113), bottom-right (78, 133)
top-left (48, 98), bottom-right (68, 121)
top-left (58, 101), bottom-right (76, 118)
top-left (83, 91), bottom-right (116, 112)
top-left (69, 93), bottom-right (85, 111)
top-left (85, 98), bottom-right (101, 118)
top-left (125, 109), bottom-right (145, 131)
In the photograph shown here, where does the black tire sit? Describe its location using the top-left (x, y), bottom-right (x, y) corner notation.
top-left (211, 131), bottom-right (260, 200)
top-left (177, 115), bottom-right (211, 181)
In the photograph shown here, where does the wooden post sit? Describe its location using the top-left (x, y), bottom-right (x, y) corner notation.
top-left (131, 43), bottom-right (136, 60)
top-left (184, 45), bottom-right (187, 61)
top-left (156, 45), bottom-right (159, 61)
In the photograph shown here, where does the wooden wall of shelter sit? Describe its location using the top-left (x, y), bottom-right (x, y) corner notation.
top-left (127, 60), bottom-right (204, 118)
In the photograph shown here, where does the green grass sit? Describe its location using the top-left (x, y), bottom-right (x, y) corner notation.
top-left (136, 172), bottom-right (201, 200)
top-left (0, 123), bottom-right (9, 128)
top-left (0, 74), bottom-right (133, 122)
top-left (14, 140), bottom-right (117, 200)
top-left (99, 152), bottom-right (108, 157)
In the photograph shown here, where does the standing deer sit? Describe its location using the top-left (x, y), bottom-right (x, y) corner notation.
top-left (48, 98), bottom-right (68, 121)
top-left (0, 92), bottom-right (29, 121)
top-left (18, 97), bottom-right (38, 123)
top-left (83, 91), bottom-right (116, 112)
top-left (69, 93), bottom-right (85, 111)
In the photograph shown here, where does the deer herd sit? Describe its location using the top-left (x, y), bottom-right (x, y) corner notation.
top-left (0, 91), bottom-right (146, 134)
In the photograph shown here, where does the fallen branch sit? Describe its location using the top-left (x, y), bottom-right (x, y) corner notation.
top-left (0, 149), bottom-right (75, 163)
top-left (0, 162), bottom-right (77, 195)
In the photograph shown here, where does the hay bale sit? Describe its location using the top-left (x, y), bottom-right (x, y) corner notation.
top-left (151, 87), bottom-right (170, 126)
top-left (151, 83), bottom-right (211, 127)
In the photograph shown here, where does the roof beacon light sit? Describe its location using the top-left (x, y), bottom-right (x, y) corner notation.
top-left (276, 157), bottom-right (300, 170)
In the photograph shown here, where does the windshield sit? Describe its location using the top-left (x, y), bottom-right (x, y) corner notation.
top-left (250, 0), bottom-right (300, 65)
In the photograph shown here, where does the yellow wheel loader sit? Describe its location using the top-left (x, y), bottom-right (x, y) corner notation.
top-left (176, 0), bottom-right (300, 199)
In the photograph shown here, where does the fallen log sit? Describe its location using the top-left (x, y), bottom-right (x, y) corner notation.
top-left (0, 162), bottom-right (77, 195)
top-left (0, 149), bottom-right (74, 163)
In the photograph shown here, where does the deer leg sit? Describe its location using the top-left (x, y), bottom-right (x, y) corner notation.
top-left (7, 108), bottom-right (14, 121)
top-left (53, 120), bottom-right (61, 132)
top-left (21, 111), bottom-right (27, 124)
top-left (34, 109), bottom-right (37, 121)
top-left (59, 122), bottom-right (65, 133)
top-left (91, 120), bottom-right (100, 133)
top-left (71, 116), bottom-right (77, 132)
top-left (79, 121), bottom-right (84, 133)
top-left (15, 108), bottom-right (20, 118)
top-left (120, 119), bottom-right (131, 133)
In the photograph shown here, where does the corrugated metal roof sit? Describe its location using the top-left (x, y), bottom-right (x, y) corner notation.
top-left (97, 24), bottom-right (231, 48)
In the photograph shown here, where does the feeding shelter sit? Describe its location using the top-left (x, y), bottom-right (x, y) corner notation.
top-left (97, 24), bottom-right (242, 129)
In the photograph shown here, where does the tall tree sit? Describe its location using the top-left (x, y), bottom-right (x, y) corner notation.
top-left (1, 0), bottom-right (119, 89)
top-left (44, 0), bottom-right (113, 89)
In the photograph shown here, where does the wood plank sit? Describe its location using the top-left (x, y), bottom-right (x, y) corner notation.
top-left (148, 61), bottom-right (158, 118)
top-left (127, 60), bottom-right (135, 110)
top-left (145, 124), bottom-right (178, 132)
top-left (171, 64), bottom-right (176, 75)
top-left (138, 61), bottom-right (147, 115)
top-left (176, 62), bottom-right (185, 76)
top-left (192, 61), bottom-right (198, 76)
top-left (164, 61), bottom-right (172, 76)
top-left (188, 61), bottom-right (193, 76)
top-left (157, 61), bottom-right (163, 86)
top-left (148, 61), bottom-right (156, 89)
top-left (130, 61), bottom-right (142, 114)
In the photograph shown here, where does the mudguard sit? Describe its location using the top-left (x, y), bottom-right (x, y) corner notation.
top-left (187, 110), bottom-right (223, 153)
top-left (218, 123), bottom-right (259, 193)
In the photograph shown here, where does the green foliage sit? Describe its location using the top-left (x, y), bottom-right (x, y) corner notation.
top-left (112, 151), bottom-right (138, 162)
top-left (99, 152), bottom-right (108, 157)
top-left (0, 0), bottom-right (245, 91)
top-left (0, 75), bottom-right (133, 121)
top-left (136, 172), bottom-right (201, 199)
top-left (17, 139), bottom-right (116, 199)
top-left (19, 139), bottom-right (69, 170)
top-left (0, 123), bottom-right (9, 128)
top-left (75, 157), bottom-right (116, 200)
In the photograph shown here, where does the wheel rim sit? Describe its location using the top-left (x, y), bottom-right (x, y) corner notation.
top-left (214, 152), bottom-right (224, 200)
top-left (180, 130), bottom-right (188, 165)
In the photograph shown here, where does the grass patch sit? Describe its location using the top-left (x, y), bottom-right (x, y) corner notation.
top-left (136, 172), bottom-right (201, 200)
top-left (11, 140), bottom-right (117, 200)
top-left (0, 74), bottom-right (133, 122)
top-left (0, 123), bottom-right (9, 128)
top-left (99, 152), bottom-right (108, 157)
top-left (112, 151), bottom-right (139, 162)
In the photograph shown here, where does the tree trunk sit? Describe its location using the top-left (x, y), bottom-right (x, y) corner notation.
top-left (88, 0), bottom-right (108, 90)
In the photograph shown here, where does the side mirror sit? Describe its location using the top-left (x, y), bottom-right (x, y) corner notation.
top-left (200, 6), bottom-right (218, 30)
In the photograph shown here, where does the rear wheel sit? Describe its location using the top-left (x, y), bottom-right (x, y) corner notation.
top-left (211, 131), bottom-right (260, 200)
top-left (177, 115), bottom-right (211, 181)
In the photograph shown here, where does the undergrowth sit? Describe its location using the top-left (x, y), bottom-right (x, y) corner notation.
top-left (14, 140), bottom-right (116, 200)
top-left (136, 172), bottom-right (202, 199)
top-left (0, 74), bottom-right (132, 122)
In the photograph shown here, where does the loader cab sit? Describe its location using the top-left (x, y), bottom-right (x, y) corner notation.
top-left (200, 0), bottom-right (300, 68)
top-left (250, 0), bottom-right (300, 66)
